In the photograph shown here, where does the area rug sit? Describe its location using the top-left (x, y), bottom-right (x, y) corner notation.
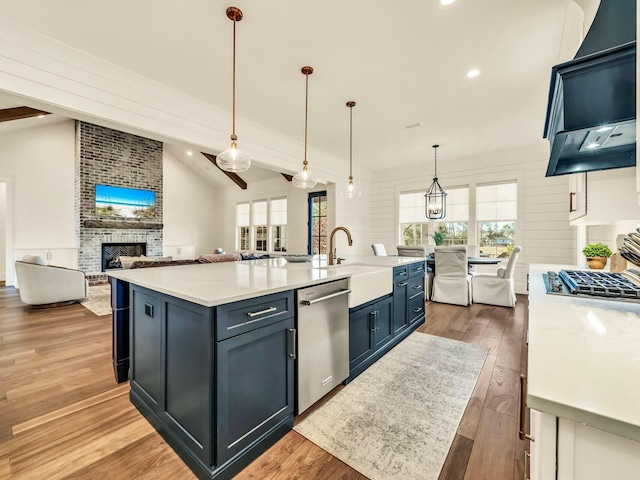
top-left (294, 332), bottom-right (488, 480)
top-left (80, 284), bottom-right (111, 316)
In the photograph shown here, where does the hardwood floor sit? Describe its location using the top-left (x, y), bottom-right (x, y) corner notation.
top-left (0, 287), bottom-right (528, 479)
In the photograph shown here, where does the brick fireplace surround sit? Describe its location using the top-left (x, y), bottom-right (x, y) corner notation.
top-left (74, 121), bottom-right (163, 277)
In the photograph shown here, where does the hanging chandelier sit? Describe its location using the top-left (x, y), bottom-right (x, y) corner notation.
top-left (425, 144), bottom-right (447, 219)
top-left (217, 6), bottom-right (251, 173)
top-left (292, 66), bottom-right (318, 189)
top-left (340, 101), bottom-right (362, 198)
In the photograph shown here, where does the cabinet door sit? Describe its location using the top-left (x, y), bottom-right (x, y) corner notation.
top-left (49, 248), bottom-right (79, 269)
top-left (216, 317), bottom-right (295, 465)
top-left (568, 173), bottom-right (586, 221)
top-left (373, 297), bottom-right (393, 349)
top-left (529, 409), bottom-right (557, 480)
top-left (392, 280), bottom-right (408, 335)
top-left (349, 306), bottom-right (375, 370)
top-left (557, 418), bottom-right (640, 480)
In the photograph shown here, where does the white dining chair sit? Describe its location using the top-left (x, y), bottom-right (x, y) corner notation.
top-left (471, 246), bottom-right (522, 307)
top-left (371, 244), bottom-right (387, 256)
top-left (430, 245), bottom-right (472, 306)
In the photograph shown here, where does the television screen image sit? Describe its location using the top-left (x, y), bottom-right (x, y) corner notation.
top-left (95, 184), bottom-right (156, 219)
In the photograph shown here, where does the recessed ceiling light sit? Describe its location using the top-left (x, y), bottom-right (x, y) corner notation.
top-left (186, 150), bottom-right (193, 156)
top-left (403, 122), bottom-right (423, 130)
top-left (586, 143), bottom-right (600, 149)
top-left (465, 69), bottom-right (480, 78)
top-left (440, 0), bottom-right (456, 5)
top-left (596, 126), bottom-right (613, 133)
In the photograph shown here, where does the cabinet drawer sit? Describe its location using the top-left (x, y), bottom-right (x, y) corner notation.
top-left (409, 296), bottom-right (425, 323)
top-left (216, 290), bottom-right (294, 340)
top-left (393, 266), bottom-right (409, 282)
top-left (408, 275), bottom-right (424, 300)
top-left (409, 261), bottom-right (426, 277)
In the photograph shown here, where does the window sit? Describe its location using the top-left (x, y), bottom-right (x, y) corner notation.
top-left (434, 187), bottom-right (469, 245)
top-left (309, 191), bottom-right (327, 255)
top-left (271, 198), bottom-right (287, 252)
top-left (477, 182), bottom-right (517, 258)
top-left (399, 191), bottom-right (429, 246)
top-left (236, 203), bottom-right (250, 251)
top-left (252, 200), bottom-right (268, 252)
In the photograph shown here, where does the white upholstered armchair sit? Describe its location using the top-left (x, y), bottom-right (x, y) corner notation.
top-left (430, 245), bottom-right (472, 306)
top-left (471, 246), bottom-right (522, 307)
top-left (15, 256), bottom-right (88, 306)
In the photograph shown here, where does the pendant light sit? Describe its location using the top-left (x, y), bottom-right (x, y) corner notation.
top-left (292, 66), bottom-right (318, 189)
top-left (340, 101), bottom-right (362, 198)
top-left (425, 144), bottom-right (447, 219)
top-left (217, 6), bottom-right (251, 173)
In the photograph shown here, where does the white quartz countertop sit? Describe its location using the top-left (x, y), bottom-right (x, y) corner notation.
top-left (108, 256), bottom-right (423, 307)
top-left (528, 264), bottom-right (640, 442)
top-left (339, 254), bottom-right (426, 267)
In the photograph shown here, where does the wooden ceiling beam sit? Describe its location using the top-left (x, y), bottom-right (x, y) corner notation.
top-left (201, 152), bottom-right (247, 190)
top-left (281, 173), bottom-right (293, 182)
top-left (0, 107), bottom-right (51, 123)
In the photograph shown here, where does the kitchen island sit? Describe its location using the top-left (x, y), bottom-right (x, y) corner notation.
top-left (108, 256), bottom-right (426, 480)
top-left (526, 264), bottom-right (640, 479)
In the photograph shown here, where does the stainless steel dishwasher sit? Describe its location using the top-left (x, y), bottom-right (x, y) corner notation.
top-left (296, 279), bottom-right (350, 414)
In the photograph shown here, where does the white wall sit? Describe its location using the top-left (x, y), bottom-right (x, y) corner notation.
top-left (371, 142), bottom-right (575, 294)
top-left (0, 120), bottom-right (76, 250)
top-left (163, 150), bottom-right (221, 256)
top-left (0, 183), bottom-right (6, 281)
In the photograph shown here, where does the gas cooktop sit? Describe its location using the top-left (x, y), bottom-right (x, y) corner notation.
top-left (543, 270), bottom-right (640, 303)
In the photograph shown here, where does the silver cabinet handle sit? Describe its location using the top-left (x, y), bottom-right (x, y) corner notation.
top-left (397, 282), bottom-right (408, 287)
top-left (375, 311), bottom-right (379, 331)
top-left (370, 311), bottom-right (376, 332)
top-left (414, 307), bottom-right (423, 313)
top-left (301, 289), bottom-right (351, 305)
top-left (289, 328), bottom-right (296, 359)
top-left (414, 285), bottom-right (422, 290)
top-left (524, 451), bottom-right (530, 480)
top-left (247, 306), bottom-right (277, 317)
top-left (519, 375), bottom-right (535, 442)
top-left (398, 271), bottom-right (407, 276)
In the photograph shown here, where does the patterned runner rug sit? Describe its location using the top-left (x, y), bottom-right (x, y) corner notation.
top-left (294, 332), bottom-right (488, 480)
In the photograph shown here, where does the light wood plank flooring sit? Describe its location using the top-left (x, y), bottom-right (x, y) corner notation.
top-left (0, 286), bottom-right (528, 479)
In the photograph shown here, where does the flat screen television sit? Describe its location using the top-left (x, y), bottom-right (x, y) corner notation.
top-left (95, 184), bottom-right (156, 219)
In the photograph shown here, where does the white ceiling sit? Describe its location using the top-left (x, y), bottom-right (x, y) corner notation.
top-left (0, 0), bottom-right (585, 171)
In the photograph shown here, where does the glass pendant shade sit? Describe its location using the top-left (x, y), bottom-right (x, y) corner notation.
top-left (292, 165), bottom-right (317, 189)
top-left (340, 180), bottom-right (362, 198)
top-left (217, 141), bottom-right (251, 172)
top-left (425, 144), bottom-right (447, 219)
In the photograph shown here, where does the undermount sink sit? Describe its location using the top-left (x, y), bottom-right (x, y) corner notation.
top-left (320, 264), bottom-right (392, 308)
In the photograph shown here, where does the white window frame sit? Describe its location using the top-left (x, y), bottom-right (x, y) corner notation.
top-left (235, 196), bottom-right (289, 253)
top-left (476, 180), bottom-right (518, 259)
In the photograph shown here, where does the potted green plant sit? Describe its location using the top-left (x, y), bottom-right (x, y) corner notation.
top-left (431, 231), bottom-right (445, 246)
top-left (582, 243), bottom-right (612, 269)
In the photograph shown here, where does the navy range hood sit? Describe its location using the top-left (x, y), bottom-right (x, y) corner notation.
top-left (543, 0), bottom-right (636, 177)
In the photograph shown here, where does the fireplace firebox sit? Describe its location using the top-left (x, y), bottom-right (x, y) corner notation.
top-left (101, 242), bottom-right (146, 271)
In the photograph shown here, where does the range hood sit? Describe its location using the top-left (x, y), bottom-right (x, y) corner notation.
top-left (544, 0), bottom-right (636, 177)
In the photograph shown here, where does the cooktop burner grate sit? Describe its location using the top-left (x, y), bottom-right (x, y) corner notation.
top-left (543, 270), bottom-right (640, 302)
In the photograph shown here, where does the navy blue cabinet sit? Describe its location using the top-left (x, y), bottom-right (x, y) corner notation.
top-left (347, 262), bottom-right (426, 383)
top-left (127, 285), bottom-right (295, 480)
top-left (348, 295), bottom-right (393, 378)
top-left (216, 316), bottom-right (295, 465)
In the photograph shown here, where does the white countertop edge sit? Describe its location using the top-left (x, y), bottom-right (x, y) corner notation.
top-left (528, 394), bottom-right (640, 443)
top-left (108, 269), bottom-right (354, 307)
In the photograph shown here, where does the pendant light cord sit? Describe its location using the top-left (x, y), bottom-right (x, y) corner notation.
top-left (349, 105), bottom-right (353, 179)
top-left (303, 72), bottom-right (309, 166)
top-left (231, 18), bottom-right (237, 139)
top-left (433, 146), bottom-right (438, 178)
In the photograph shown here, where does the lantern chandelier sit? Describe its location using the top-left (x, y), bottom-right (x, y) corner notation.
top-left (217, 6), bottom-right (251, 173)
top-left (425, 144), bottom-right (447, 219)
top-left (292, 66), bottom-right (318, 189)
top-left (341, 101), bottom-right (362, 198)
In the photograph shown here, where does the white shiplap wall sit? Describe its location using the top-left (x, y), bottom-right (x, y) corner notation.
top-left (371, 142), bottom-right (575, 294)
